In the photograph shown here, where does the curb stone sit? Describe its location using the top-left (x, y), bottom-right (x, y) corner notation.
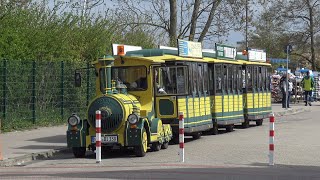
top-left (0, 148), bottom-right (70, 167)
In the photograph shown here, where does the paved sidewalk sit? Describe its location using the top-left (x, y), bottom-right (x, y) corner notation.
top-left (272, 101), bottom-right (313, 116)
top-left (0, 102), bottom-right (318, 166)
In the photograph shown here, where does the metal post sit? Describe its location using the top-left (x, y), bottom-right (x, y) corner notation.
top-left (245, 0), bottom-right (248, 49)
top-left (269, 113), bottom-right (275, 166)
top-left (86, 62), bottom-right (90, 106)
top-left (61, 61), bottom-right (64, 119)
top-left (32, 61), bottom-right (36, 124)
top-left (179, 111), bottom-right (184, 162)
top-left (286, 45), bottom-right (289, 109)
top-left (96, 110), bottom-right (101, 163)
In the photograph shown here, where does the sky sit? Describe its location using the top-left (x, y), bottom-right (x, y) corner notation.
top-left (46, 0), bottom-right (245, 47)
top-left (228, 31), bottom-right (244, 46)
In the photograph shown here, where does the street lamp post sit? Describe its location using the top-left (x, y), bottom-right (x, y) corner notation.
top-left (286, 46), bottom-right (289, 109)
top-left (245, 0), bottom-right (248, 49)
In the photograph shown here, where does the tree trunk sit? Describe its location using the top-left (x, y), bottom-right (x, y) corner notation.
top-left (198, 0), bottom-right (222, 42)
top-left (169, 0), bottom-right (177, 47)
top-left (308, 1), bottom-right (316, 70)
top-left (189, 0), bottom-right (201, 41)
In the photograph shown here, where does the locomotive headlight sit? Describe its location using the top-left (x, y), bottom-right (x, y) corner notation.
top-left (128, 113), bottom-right (139, 124)
top-left (68, 114), bottom-right (80, 126)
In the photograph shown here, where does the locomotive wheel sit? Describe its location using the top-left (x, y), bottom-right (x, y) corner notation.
top-left (256, 119), bottom-right (263, 126)
top-left (72, 147), bottom-right (86, 158)
top-left (135, 127), bottom-right (148, 157)
top-left (242, 119), bottom-right (250, 129)
top-left (151, 142), bottom-right (161, 151)
top-left (226, 125), bottom-right (234, 132)
top-left (161, 142), bottom-right (169, 149)
top-left (192, 132), bottom-right (201, 140)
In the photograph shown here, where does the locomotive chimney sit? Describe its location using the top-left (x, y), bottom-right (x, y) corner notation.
top-left (98, 55), bottom-right (114, 95)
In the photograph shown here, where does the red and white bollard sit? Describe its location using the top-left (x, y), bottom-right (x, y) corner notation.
top-left (96, 110), bottom-right (101, 163)
top-left (269, 113), bottom-right (275, 166)
top-left (179, 111), bottom-right (184, 162)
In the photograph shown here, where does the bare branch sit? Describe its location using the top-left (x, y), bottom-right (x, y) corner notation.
top-left (189, 0), bottom-right (201, 41)
top-left (198, 0), bottom-right (222, 42)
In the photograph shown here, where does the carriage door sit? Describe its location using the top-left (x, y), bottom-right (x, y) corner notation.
top-left (154, 66), bottom-right (188, 119)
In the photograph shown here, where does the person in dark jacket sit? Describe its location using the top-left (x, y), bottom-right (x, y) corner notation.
top-left (280, 73), bottom-right (290, 108)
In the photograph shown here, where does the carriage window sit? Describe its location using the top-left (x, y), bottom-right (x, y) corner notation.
top-left (237, 66), bottom-right (242, 91)
top-left (242, 68), bottom-right (246, 89)
top-left (155, 66), bottom-right (188, 95)
top-left (110, 66), bottom-right (147, 91)
top-left (258, 67), bottom-right (263, 89)
top-left (192, 63), bottom-right (198, 94)
top-left (247, 66), bottom-right (253, 91)
top-left (266, 67), bottom-right (271, 90)
top-left (215, 64), bottom-right (223, 93)
top-left (254, 66), bottom-right (258, 89)
top-left (233, 65), bottom-right (238, 91)
top-left (177, 67), bottom-right (187, 94)
top-left (228, 65), bottom-right (233, 91)
top-left (187, 62), bottom-right (194, 94)
top-left (223, 65), bottom-right (228, 91)
top-left (209, 64), bottom-right (214, 94)
top-left (203, 64), bottom-right (208, 93)
top-left (198, 64), bottom-right (203, 93)
top-left (252, 67), bottom-right (256, 89)
top-left (261, 67), bottom-right (266, 89)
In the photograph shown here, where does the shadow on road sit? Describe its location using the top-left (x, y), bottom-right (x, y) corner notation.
top-left (2, 163), bottom-right (320, 180)
top-left (28, 135), bottom-right (66, 144)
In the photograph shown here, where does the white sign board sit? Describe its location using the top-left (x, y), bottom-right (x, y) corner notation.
top-left (248, 49), bottom-right (267, 62)
top-left (178, 39), bottom-right (202, 58)
top-left (159, 45), bottom-right (178, 50)
top-left (112, 44), bottom-right (142, 56)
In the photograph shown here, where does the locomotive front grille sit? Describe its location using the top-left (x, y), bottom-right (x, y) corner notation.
top-left (88, 96), bottom-right (124, 133)
top-left (89, 113), bottom-right (123, 133)
top-left (101, 112), bottom-right (123, 133)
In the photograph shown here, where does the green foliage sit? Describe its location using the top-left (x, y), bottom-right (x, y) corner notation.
top-left (0, 3), bottom-right (117, 62)
top-left (118, 28), bottom-right (157, 49)
top-left (0, 2), bottom-right (156, 132)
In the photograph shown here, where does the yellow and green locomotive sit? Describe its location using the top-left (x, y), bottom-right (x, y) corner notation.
top-left (67, 53), bottom-right (172, 157)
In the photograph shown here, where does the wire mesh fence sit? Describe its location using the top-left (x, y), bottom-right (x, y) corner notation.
top-left (0, 59), bottom-right (96, 132)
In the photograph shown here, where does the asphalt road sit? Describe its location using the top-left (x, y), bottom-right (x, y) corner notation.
top-left (1, 106), bottom-right (320, 179)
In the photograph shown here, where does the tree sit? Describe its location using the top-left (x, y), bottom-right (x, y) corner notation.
top-left (113, 0), bottom-right (247, 47)
top-left (248, 2), bottom-right (289, 58)
top-left (253, 0), bottom-right (320, 70)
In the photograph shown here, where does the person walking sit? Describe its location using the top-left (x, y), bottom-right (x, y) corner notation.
top-left (288, 77), bottom-right (293, 108)
top-left (301, 71), bottom-right (314, 106)
top-left (280, 73), bottom-right (290, 108)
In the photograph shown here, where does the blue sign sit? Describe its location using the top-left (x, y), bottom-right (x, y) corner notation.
top-left (269, 58), bottom-right (290, 64)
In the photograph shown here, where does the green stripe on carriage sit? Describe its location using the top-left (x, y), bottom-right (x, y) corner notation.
top-left (214, 111), bottom-right (244, 119)
top-left (184, 115), bottom-right (212, 127)
top-left (245, 106), bottom-right (272, 113)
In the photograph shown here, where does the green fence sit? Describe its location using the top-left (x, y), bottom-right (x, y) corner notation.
top-left (0, 59), bottom-right (96, 132)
